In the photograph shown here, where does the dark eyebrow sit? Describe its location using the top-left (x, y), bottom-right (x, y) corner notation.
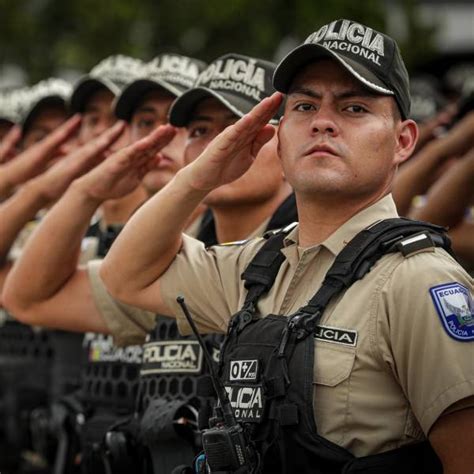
top-left (334, 89), bottom-right (379, 100)
top-left (189, 112), bottom-right (236, 124)
top-left (288, 87), bottom-right (379, 101)
top-left (287, 87), bottom-right (321, 99)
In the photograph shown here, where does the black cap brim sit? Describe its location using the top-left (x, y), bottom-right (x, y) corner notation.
top-left (274, 43), bottom-right (395, 97)
top-left (22, 96), bottom-right (68, 132)
top-left (169, 87), bottom-right (266, 127)
top-left (70, 77), bottom-right (121, 113)
top-left (114, 79), bottom-right (185, 121)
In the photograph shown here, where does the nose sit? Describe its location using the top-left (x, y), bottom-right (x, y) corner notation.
top-left (310, 105), bottom-right (339, 137)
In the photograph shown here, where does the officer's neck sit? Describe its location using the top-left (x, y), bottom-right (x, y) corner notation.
top-left (296, 190), bottom-right (387, 248)
top-left (212, 184), bottom-right (292, 243)
top-left (101, 186), bottom-right (148, 226)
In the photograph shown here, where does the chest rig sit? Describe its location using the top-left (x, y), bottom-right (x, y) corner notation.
top-left (127, 316), bottom-right (222, 474)
top-left (214, 218), bottom-right (451, 474)
top-left (74, 223), bottom-right (146, 474)
top-left (0, 315), bottom-right (83, 474)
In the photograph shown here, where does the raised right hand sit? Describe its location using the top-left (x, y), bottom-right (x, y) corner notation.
top-left (74, 124), bottom-right (176, 202)
top-left (438, 111), bottom-right (474, 159)
top-left (0, 115), bottom-right (81, 196)
top-left (185, 92), bottom-right (282, 192)
top-left (29, 121), bottom-right (126, 203)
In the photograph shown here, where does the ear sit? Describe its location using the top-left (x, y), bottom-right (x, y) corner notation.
top-left (276, 119), bottom-right (284, 161)
top-left (394, 119), bottom-right (418, 166)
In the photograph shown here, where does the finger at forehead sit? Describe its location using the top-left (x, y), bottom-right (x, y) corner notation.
top-left (131, 127), bottom-right (175, 156)
top-left (78, 122), bottom-right (125, 158)
top-left (40, 115), bottom-right (81, 152)
top-left (92, 123), bottom-right (126, 152)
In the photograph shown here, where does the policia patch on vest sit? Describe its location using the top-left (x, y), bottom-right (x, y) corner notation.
top-left (140, 340), bottom-right (203, 374)
top-left (314, 325), bottom-right (358, 347)
top-left (225, 384), bottom-right (265, 422)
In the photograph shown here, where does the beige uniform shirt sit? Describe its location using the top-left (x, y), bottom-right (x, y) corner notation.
top-left (160, 194), bottom-right (474, 457)
top-left (87, 211), bottom-right (210, 346)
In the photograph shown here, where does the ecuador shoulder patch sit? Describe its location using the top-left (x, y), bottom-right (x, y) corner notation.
top-left (430, 282), bottom-right (474, 342)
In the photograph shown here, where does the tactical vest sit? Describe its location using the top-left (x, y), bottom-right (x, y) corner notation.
top-left (78, 328), bottom-right (143, 474)
top-left (215, 218), bottom-right (450, 474)
top-left (74, 223), bottom-right (146, 474)
top-left (0, 315), bottom-right (83, 473)
top-left (102, 315), bottom-right (221, 474)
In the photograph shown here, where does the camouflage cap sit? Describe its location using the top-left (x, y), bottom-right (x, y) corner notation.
top-left (114, 53), bottom-right (207, 121)
top-left (70, 55), bottom-right (145, 113)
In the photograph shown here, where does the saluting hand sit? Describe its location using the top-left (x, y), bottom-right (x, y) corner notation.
top-left (186, 92), bottom-right (282, 192)
top-left (0, 115), bottom-right (81, 198)
top-left (74, 124), bottom-right (176, 202)
top-left (28, 121), bottom-right (126, 203)
top-left (437, 111), bottom-right (474, 159)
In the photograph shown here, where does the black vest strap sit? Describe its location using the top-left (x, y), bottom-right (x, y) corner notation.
top-left (293, 218), bottom-right (450, 336)
top-left (240, 218), bottom-right (451, 340)
top-left (240, 223), bottom-right (296, 308)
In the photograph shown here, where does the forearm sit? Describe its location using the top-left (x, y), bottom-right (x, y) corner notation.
top-left (0, 183), bottom-right (48, 263)
top-left (392, 140), bottom-right (448, 215)
top-left (5, 180), bottom-right (102, 308)
top-left (410, 150), bottom-right (474, 226)
top-left (102, 166), bottom-right (208, 300)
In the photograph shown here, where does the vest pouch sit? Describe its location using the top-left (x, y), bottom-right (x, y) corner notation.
top-left (139, 398), bottom-right (196, 474)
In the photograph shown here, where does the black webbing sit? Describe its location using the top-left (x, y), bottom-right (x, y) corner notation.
top-left (240, 217), bottom-right (451, 337)
top-left (295, 218), bottom-right (450, 330)
top-left (241, 231), bottom-right (288, 306)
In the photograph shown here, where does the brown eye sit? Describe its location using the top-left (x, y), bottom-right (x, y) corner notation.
top-left (346, 105), bottom-right (367, 113)
top-left (295, 103), bottom-right (315, 112)
top-left (189, 126), bottom-right (208, 139)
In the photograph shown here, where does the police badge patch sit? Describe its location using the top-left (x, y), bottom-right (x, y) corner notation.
top-left (430, 283), bottom-right (474, 342)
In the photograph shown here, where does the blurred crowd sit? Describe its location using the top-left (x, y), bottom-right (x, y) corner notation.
top-left (0, 46), bottom-right (472, 474)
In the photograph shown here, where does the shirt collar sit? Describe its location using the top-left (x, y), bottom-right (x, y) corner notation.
top-left (284, 194), bottom-right (399, 256)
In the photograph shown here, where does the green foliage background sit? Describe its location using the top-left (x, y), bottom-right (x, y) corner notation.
top-left (0, 0), bottom-right (437, 83)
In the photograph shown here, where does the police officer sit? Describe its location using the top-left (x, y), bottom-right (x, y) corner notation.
top-left (101, 19), bottom-right (474, 473)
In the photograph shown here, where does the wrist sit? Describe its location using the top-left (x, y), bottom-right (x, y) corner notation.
top-left (69, 178), bottom-right (106, 209)
top-left (174, 165), bottom-right (213, 201)
top-left (20, 178), bottom-right (52, 207)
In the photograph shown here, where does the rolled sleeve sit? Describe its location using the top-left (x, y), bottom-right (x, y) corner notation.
top-left (87, 259), bottom-right (156, 347)
top-left (159, 234), bottom-right (265, 336)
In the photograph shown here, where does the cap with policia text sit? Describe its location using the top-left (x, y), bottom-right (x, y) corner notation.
top-left (169, 53), bottom-right (281, 127)
top-left (70, 55), bottom-right (144, 113)
top-left (273, 19), bottom-right (411, 119)
top-left (15, 78), bottom-right (72, 132)
top-left (114, 53), bottom-right (207, 121)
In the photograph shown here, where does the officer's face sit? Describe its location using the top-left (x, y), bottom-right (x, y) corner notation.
top-left (186, 98), bottom-right (285, 207)
top-left (78, 88), bottom-right (116, 145)
top-left (130, 89), bottom-right (187, 195)
top-left (22, 104), bottom-right (68, 150)
top-left (278, 59), bottom-right (416, 202)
